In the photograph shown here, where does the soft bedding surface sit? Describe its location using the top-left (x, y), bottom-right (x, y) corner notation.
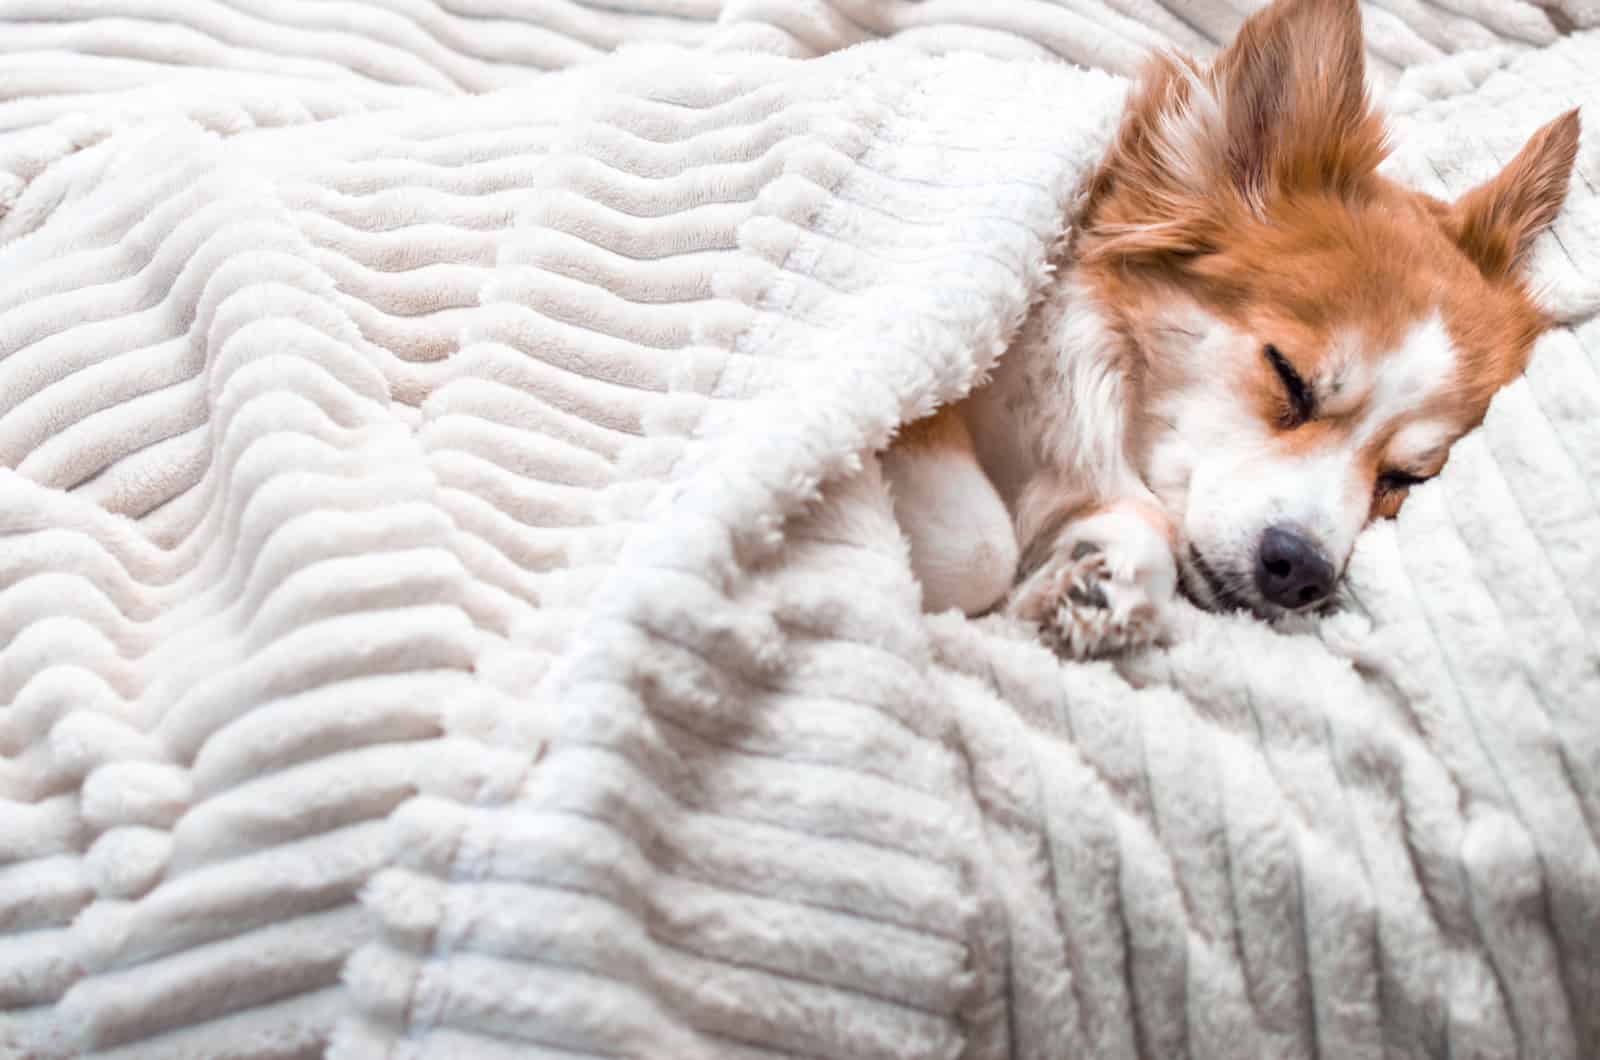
top-left (2, 3), bottom-right (1599, 1059)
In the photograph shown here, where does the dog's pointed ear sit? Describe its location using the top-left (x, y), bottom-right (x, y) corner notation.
top-left (1084, 0), bottom-right (1385, 262)
top-left (1446, 109), bottom-right (1581, 282)
top-left (1210, 0), bottom-right (1386, 201)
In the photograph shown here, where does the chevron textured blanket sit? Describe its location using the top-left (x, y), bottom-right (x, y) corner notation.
top-left (2, 3), bottom-right (1599, 1059)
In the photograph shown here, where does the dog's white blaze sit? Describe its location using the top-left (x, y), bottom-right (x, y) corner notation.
top-left (1353, 312), bottom-right (1458, 450)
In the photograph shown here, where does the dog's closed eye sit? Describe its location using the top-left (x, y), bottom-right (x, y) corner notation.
top-left (1376, 469), bottom-right (1430, 495)
top-left (1372, 468), bottom-right (1432, 519)
top-left (1265, 344), bottom-right (1314, 428)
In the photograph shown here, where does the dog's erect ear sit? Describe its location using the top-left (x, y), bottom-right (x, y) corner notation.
top-left (1446, 109), bottom-right (1582, 282)
top-left (1083, 0), bottom-right (1385, 261)
top-left (1209, 0), bottom-right (1386, 202)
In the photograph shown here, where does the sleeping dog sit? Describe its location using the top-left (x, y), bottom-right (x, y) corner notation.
top-left (883, 0), bottom-right (1580, 658)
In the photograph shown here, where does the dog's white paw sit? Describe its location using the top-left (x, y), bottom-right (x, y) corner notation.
top-left (1008, 504), bottom-right (1177, 659)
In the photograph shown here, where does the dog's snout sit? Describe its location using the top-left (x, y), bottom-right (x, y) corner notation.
top-left (1254, 525), bottom-right (1335, 609)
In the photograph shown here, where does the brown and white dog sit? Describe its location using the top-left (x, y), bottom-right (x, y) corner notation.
top-left (882, 0), bottom-right (1581, 658)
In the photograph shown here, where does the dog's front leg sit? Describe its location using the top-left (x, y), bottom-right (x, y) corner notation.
top-left (991, 274), bottom-right (1179, 658)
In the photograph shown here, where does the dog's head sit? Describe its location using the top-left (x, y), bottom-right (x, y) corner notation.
top-left (1079, 0), bottom-right (1580, 618)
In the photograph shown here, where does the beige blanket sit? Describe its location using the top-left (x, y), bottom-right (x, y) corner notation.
top-left (2, 4), bottom-right (1599, 1059)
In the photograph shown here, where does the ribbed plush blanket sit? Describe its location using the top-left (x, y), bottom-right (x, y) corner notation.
top-left (3, 3), bottom-right (1599, 1059)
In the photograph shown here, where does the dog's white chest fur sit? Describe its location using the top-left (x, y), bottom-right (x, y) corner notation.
top-left (967, 274), bottom-right (1145, 538)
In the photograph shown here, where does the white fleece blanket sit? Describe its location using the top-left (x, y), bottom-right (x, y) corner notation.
top-left (2, 4), bottom-right (1599, 1059)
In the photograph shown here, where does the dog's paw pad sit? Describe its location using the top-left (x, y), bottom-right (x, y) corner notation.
top-left (1062, 551), bottom-right (1110, 608)
top-left (1043, 553), bottom-right (1157, 658)
top-left (1066, 581), bottom-right (1109, 608)
top-left (1047, 588), bottom-right (1161, 658)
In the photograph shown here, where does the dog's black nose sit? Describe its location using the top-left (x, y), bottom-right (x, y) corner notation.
top-left (1254, 525), bottom-right (1335, 609)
